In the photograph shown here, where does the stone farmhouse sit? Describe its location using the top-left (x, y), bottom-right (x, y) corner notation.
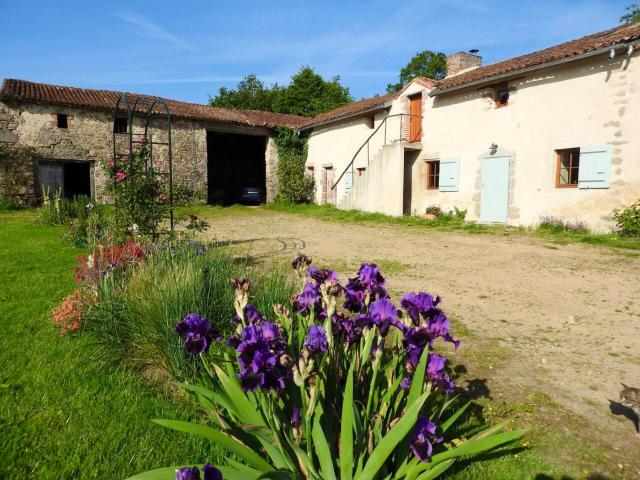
top-left (1, 21), bottom-right (639, 231)
top-left (302, 21), bottom-right (640, 231)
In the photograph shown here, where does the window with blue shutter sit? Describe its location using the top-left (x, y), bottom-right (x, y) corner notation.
top-left (344, 164), bottom-right (353, 191)
top-left (578, 145), bottom-right (612, 189)
top-left (439, 158), bottom-right (460, 192)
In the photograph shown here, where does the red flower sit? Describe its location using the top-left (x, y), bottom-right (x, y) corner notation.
top-left (115, 171), bottom-right (126, 181)
top-left (189, 214), bottom-right (198, 222)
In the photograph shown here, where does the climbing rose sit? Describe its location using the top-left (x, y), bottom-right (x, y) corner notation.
top-left (410, 417), bottom-right (443, 462)
top-left (115, 171), bottom-right (126, 181)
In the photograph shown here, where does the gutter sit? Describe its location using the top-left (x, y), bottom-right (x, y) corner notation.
top-left (429, 42), bottom-right (636, 96)
top-left (298, 100), bottom-right (394, 132)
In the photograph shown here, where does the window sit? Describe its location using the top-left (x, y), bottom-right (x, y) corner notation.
top-left (494, 84), bottom-right (509, 107)
top-left (114, 117), bottom-right (128, 134)
top-left (56, 113), bottom-right (68, 129)
top-left (426, 160), bottom-right (440, 189)
top-left (364, 116), bottom-right (375, 129)
top-left (357, 167), bottom-right (366, 177)
top-left (306, 165), bottom-right (314, 176)
top-left (555, 148), bottom-right (580, 187)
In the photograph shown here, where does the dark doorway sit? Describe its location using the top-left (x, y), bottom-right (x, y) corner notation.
top-left (38, 160), bottom-right (91, 199)
top-left (403, 151), bottom-right (419, 215)
top-left (207, 132), bottom-right (267, 205)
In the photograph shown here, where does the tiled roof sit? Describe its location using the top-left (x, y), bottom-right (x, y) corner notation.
top-left (434, 21), bottom-right (640, 93)
top-left (0, 78), bottom-right (307, 129)
top-left (300, 91), bottom-right (398, 128)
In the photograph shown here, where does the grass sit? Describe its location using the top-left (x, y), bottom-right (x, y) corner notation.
top-left (263, 202), bottom-right (640, 250)
top-left (0, 210), bottom-right (219, 479)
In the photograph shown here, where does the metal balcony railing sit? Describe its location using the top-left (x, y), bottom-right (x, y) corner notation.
top-left (331, 113), bottom-right (422, 191)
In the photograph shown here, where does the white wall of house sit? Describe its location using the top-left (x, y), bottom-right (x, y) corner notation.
top-left (413, 51), bottom-right (639, 231)
top-left (306, 110), bottom-right (388, 204)
top-left (306, 50), bottom-right (640, 232)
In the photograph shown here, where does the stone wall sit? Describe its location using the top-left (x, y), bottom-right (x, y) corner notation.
top-left (0, 101), bottom-right (36, 205)
top-left (0, 100), bottom-right (280, 205)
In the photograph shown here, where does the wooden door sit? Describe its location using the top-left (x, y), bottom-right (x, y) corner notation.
top-left (38, 161), bottom-right (64, 197)
top-left (409, 94), bottom-right (422, 142)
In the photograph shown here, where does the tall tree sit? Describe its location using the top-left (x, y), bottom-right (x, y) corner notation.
top-left (209, 74), bottom-right (281, 111)
top-left (386, 50), bottom-right (447, 93)
top-left (621, 3), bottom-right (640, 23)
top-left (272, 67), bottom-right (352, 117)
top-left (209, 67), bottom-right (352, 117)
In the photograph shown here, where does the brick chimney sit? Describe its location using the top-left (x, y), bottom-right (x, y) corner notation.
top-left (446, 51), bottom-right (482, 77)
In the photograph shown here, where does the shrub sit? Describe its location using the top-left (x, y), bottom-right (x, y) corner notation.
top-left (39, 188), bottom-right (93, 226)
top-left (538, 215), bottom-right (588, 234)
top-left (131, 258), bottom-right (525, 479)
top-left (274, 127), bottom-right (315, 204)
top-left (51, 288), bottom-right (96, 334)
top-left (612, 200), bottom-right (640, 237)
top-left (85, 241), bottom-right (294, 384)
top-left (425, 205), bottom-right (443, 217)
top-left (0, 199), bottom-right (21, 211)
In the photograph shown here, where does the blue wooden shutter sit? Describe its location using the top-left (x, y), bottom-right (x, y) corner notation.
top-left (578, 145), bottom-right (612, 189)
top-left (344, 164), bottom-right (353, 191)
top-left (439, 158), bottom-right (460, 192)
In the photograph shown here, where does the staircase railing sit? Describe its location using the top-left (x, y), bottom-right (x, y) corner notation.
top-left (331, 113), bottom-right (422, 191)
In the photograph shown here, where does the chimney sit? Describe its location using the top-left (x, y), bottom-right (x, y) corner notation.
top-left (446, 51), bottom-right (482, 77)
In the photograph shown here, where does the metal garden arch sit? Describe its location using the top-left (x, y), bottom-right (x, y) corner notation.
top-left (112, 93), bottom-right (174, 231)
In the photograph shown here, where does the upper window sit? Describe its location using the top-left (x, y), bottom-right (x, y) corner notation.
top-left (56, 113), bottom-right (68, 129)
top-left (556, 148), bottom-right (580, 187)
top-left (114, 117), bottom-right (128, 134)
top-left (357, 167), bottom-right (366, 177)
top-left (426, 160), bottom-right (440, 190)
top-left (494, 84), bottom-right (509, 107)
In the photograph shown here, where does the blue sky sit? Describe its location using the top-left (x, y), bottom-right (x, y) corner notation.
top-left (0, 0), bottom-right (631, 103)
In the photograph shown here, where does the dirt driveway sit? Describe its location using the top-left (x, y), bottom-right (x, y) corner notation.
top-left (200, 207), bottom-right (640, 467)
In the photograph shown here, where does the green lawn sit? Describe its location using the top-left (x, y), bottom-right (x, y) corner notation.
top-left (0, 210), bottom-right (217, 480)
top-left (0, 208), bottom-right (627, 479)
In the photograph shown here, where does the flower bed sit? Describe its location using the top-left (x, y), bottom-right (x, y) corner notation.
top-left (131, 257), bottom-right (525, 480)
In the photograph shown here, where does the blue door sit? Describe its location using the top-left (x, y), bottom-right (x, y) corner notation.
top-left (480, 155), bottom-right (510, 223)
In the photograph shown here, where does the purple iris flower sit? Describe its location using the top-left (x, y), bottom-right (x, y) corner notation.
top-left (401, 292), bottom-right (439, 325)
top-left (244, 305), bottom-right (266, 324)
top-left (333, 313), bottom-right (368, 345)
top-left (403, 326), bottom-right (433, 367)
top-left (202, 465), bottom-right (223, 480)
top-left (400, 376), bottom-right (412, 391)
top-left (231, 323), bottom-right (291, 392)
top-left (410, 417), bottom-right (443, 462)
top-left (426, 353), bottom-right (446, 378)
top-left (293, 281), bottom-right (321, 314)
top-left (307, 266), bottom-right (339, 285)
top-left (291, 254), bottom-right (312, 271)
top-left (358, 263), bottom-right (385, 287)
top-left (176, 467), bottom-right (200, 480)
top-left (174, 313), bottom-right (220, 355)
top-left (291, 406), bottom-right (301, 428)
top-left (368, 298), bottom-right (400, 336)
top-left (304, 325), bottom-right (328, 354)
top-left (343, 278), bottom-right (367, 312)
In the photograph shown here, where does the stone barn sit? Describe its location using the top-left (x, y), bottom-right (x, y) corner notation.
top-left (0, 79), bottom-right (306, 206)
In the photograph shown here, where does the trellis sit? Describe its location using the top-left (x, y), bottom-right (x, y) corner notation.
top-left (112, 93), bottom-right (174, 231)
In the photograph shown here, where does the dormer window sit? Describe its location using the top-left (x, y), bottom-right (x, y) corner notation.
top-left (494, 84), bottom-right (509, 107)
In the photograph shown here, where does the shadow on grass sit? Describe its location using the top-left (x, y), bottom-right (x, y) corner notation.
top-left (534, 474), bottom-right (612, 480)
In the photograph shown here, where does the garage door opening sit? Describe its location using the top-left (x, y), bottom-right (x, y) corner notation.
top-left (38, 160), bottom-right (92, 199)
top-left (207, 132), bottom-right (267, 205)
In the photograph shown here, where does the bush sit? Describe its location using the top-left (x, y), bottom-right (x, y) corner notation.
top-left (612, 200), bottom-right (640, 237)
top-left (274, 127), bottom-right (315, 204)
top-left (538, 215), bottom-right (588, 234)
top-left (84, 240), bottom-right (295, 384)
top-left (39, 188), bottom-right (94, 226)
top-left (425, 205), bottom-right (467, 223)
top-left (132, 258), bottom-right (525, 479)
top-left (0, 199), bottom-right (21, 211)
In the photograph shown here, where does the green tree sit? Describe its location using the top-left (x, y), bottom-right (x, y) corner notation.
top-left (209, 67), bottom-right (352, 117)
top-left (621, 3), bottom-right (640, 22)
top-left (272, 66), bottom-right (352, 117)
top-left (209, 74), bottom-right (282, 111)
top-left (386, 50), bottom-right (447, 93)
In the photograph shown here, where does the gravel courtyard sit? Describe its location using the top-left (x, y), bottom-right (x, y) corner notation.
top-left (200, 207), bottom-right (640, 470)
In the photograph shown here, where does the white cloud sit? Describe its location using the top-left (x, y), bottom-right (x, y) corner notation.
top-left (115, 12), bottom-right (195, 51)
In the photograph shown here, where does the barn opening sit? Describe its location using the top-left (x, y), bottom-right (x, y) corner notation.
top-left (37, 160), bottom-right (92, 199)
top-left (207, 131), bottom-right (267, 205)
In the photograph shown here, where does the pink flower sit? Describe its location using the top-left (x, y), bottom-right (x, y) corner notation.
top-left (115, 171), bottom-right (126, 181)
top-left (189, 214), bottom-right (198, 222)
top-left (108, 160), bottom-right (116, 169)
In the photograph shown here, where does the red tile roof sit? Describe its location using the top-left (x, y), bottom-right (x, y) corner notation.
top-left (300, 90), bottom-right (398, 128)
top-left (0, 78), bottom-right (307, 129)
top-left (434, 21), bottom-right (640, 93)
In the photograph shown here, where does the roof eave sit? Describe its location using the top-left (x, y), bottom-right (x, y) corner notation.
top-left (429, 42), bottom-right (634, 97)
top-left (299, 101), bottom-right (394, 132)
